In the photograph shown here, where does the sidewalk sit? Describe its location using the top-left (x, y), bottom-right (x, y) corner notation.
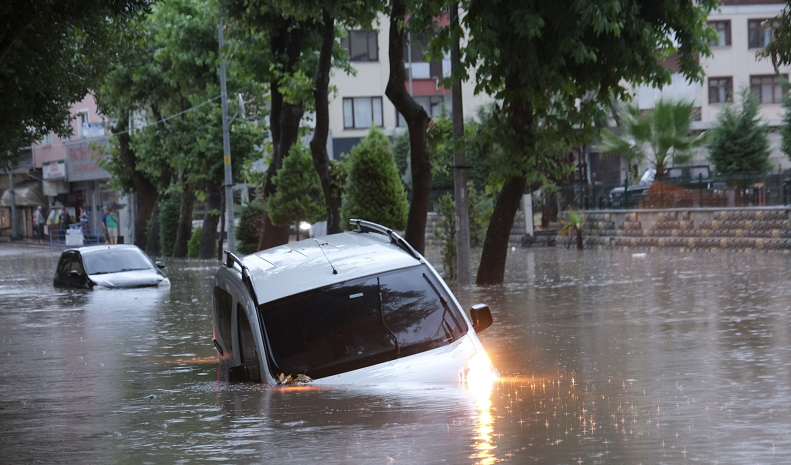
top-left (0, 240), bottom-right (52, 256)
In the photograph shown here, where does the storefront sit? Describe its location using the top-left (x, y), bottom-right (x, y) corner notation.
top-left (63, 140), bottom-right (132, 243)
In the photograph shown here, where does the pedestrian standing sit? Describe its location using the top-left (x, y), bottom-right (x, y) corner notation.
top-left (107, 209), bottom-right (119, 244)
top-left (59, 209), bottom-right (71, 242)
top-left (34, 206), bottom-right (45, 243)
top-left (101, 208), bottom-right (109, 243)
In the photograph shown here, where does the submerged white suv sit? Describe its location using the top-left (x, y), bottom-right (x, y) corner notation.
top-left (212, 219), bottom-right (497, 385)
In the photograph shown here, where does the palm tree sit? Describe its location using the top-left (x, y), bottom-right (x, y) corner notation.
top-left (559, 209), bottom-right (585, 250)
top-left (596, 98), bottom-right (706, 180)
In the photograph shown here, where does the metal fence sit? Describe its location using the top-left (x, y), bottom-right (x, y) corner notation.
top-left (559, 172), bottom-right (791, 210)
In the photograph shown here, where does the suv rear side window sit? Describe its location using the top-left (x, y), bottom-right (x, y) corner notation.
top-left (259, 266), bottom-right (467, 380)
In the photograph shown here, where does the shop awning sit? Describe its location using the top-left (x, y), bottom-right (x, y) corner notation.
top-left (0, 182), bottom-right (47, 207)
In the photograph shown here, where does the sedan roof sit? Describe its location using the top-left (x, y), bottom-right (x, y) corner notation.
top-left (65, 244), bottom-right (144, 255)
top-left (241, 231), bottom-right (422, 306)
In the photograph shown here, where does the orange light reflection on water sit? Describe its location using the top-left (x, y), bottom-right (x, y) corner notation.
top-left (464, 356), bottom-right (499, 464)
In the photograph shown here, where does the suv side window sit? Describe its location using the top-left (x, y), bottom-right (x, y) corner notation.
top-left (379, 268), bottom-right (467, 357)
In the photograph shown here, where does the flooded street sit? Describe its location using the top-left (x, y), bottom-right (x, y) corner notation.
top-left (2, 243), bottom-right (791, 464)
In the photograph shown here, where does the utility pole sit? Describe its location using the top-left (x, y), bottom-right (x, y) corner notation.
top-left (8, 170), bottom-right (18, 240)
top-left (218, 19), bottom-right (235, 253)
top-left (451, 3), bottom-right (471, 285)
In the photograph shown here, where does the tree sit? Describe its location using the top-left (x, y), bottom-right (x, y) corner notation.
top-left (267, 142), bottom-right (326, 236)
top-left (98, 0), bottom-right (266, 257)
top-left (710, 87), bottom-right (773, 183)
top-left (341, 128), bottom-right (408, 230)
top-left (597, 99), bottom-right (706, 179)
top-left (0, 0), bottom-right (148, 164)
top-left (462, 0), bottom-right (717, 284)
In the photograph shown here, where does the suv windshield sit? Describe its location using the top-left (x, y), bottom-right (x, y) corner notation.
top-left (259, 266), bottom-right (468, 379)
top-left (83, 249), bottom-right (153, 275)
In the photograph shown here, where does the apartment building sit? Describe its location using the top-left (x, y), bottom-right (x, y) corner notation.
top-left (328, 17), bottom-right (492, 159)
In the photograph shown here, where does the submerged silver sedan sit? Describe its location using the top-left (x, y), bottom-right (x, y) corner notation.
top-left (53, 245), bottom-right (170, 289)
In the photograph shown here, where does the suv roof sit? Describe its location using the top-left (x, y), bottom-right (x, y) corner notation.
top-left (64, 244), bottom-right (141, 255)
top-left (240, 231), bottom-right (422, 306)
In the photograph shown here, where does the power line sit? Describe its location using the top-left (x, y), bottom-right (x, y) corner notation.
top-left (107, 94), bottom-right (222, 137)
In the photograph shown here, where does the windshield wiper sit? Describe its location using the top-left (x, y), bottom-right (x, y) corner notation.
top-left (118, 268), bottom-right (150, 272)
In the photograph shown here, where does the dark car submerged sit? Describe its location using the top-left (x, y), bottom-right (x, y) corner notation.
top-left (54, 245), bottom-right (170, 289)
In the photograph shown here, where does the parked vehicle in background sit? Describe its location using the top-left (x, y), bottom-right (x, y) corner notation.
top-left (53, 245), bottom-right (169, 289)
top-left (212, 219), bottom-right (498, 386)
top-left (607, 165), bottom-right (717, 208)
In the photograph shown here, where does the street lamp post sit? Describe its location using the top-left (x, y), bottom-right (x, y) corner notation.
top-left (218, 19), bottom-right (235, 253)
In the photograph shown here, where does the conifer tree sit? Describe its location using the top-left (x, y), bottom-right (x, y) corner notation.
top-left (708, 87), bottom-right (773, 183)
top-left (267, 142), bottom-right (325, 234)
top-left (341, 128), bottom-right (409, 231)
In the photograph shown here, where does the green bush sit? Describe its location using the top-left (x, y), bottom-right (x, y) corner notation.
top-left (187, 226), bottom-right (202, 258)
top-left (267, 141), bottom-right (325, 228)
top-left (468, 182), bottom-right (493, 248)
top-left (236, 200), bottom-right (265, 255)
top-left (341, 127), bottom-right (408, 230)
top-left (434, 193), bottom-right (457, 279)
top-left (158, 195), bottom-right (180, 257)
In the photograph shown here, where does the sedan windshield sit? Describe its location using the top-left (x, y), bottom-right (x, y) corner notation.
top-left (259, 266), bottom-right (467, 380)
top-left (83, 249), bottom-right (154, 275)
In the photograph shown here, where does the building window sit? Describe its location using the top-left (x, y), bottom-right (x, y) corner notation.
top-left (76, 110), bottom-right (89, 138)
top-left (340, 30), bottom-right (378, 62)
top-left (397, 96), bottom-right (451, 127)
top-left (708, 77), bottom-right (733, 103)
top-left (748, 19), bottom-right (772, 49)
top-left (41, 133), bottom-right (52, 146)
top-left (750, 74), bottom-right (786, 103)
top-left (709, 21), bottom-right (731, 46)
top-left (343, 97), bottom-right (383, 129)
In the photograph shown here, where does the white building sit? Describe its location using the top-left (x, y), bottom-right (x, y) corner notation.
top-left (327, 16), bottom-right (492, 159)
top-left (626, 0), bottom-right (791, 182)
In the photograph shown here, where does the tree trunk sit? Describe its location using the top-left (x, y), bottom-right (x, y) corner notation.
top-left (385, 0), bottom-right (431, 254)
top-left (258, 20), bottom-right (303, 250)
top-left (172, 182), bottom-right (195, 258)
top-left (309, 10), bottom-right (342, 235)
top-left (475, 175), bottom-right (526, 285)
top-left (476, 75), bottom-right (533, 285)
top-left (576, 227), bottom-right (583, 250)
top-left (199, 179), bottom-right (221, 259)
top-left (115, 110), bottom-right (158, 249)
top-left (146, 203), bottom-right (160, 256)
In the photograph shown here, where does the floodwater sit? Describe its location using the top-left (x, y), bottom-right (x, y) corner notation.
top-left (1, 243), bottom-right (791, 464)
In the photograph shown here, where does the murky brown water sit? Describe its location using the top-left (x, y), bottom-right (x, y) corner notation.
top-left (1, 243), bottom-right (790, 464)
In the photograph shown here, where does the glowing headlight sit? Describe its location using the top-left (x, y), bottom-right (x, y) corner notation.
top-left (460, 350), bottom-right (499, 388)
top-left (299, 221), bottom-right (311, 231)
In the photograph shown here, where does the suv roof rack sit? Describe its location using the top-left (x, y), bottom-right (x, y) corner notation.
top-left (350, 219), bottom-right (421, 260)
top-left (223, 250), bottom-right (260, 303)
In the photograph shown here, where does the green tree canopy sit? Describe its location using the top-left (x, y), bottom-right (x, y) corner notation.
top-left (709, 87), bottom-right (773, 177)
top-left (0, 0), bottom-right (149, 165)
top-left (597, 99), bottom-right (706, 178)
top-left (267, 142), bottom-right (325, 228)
top-left (341, 128), bottom-right (408, 231)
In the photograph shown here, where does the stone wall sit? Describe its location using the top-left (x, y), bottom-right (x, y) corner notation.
top-left (553, 208), bottom-right (791, 251)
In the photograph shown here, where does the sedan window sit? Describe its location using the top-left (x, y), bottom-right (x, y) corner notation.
top-left (82, 249), bottom-right (153, 275)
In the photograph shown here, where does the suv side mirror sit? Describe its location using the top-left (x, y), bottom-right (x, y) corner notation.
top-left (155, 260), bottom-right (166, 269)
top-left (470, 303), bottom-right (493, 333)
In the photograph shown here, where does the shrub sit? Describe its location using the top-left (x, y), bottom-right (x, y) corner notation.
top-left (267, 141), bottom-right (325, 228)
top-left (236, 200), bottom-right (266, 255)
top-left (158, 195), bottom-right (180, 257)
top-left (434, 193), bottom-right (457, 279)
top-left (187, 226), bottom-right (202, 258)
top-left (341, 127), bottom-right (408, 230)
